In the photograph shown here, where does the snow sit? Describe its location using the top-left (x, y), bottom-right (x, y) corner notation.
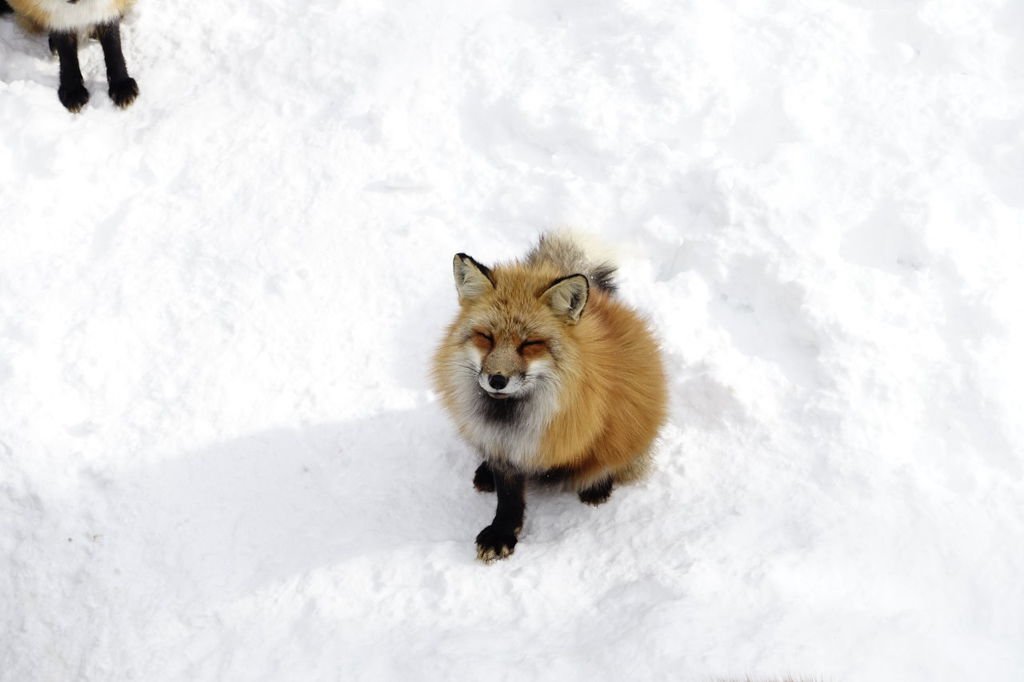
top-left (2, 0), bottom-right (1023, 680)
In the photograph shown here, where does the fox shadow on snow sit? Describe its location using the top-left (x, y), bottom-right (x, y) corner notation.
top-left (123, 407), bottom-right (511, 598)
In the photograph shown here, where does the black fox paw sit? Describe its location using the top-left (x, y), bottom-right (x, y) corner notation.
top-left (109, 78), bottom-right (139, 108)
top-left (578, 479), bottom-right (613, 506)
top-left (58, 83), bottom-right (90, 113)
top-left (475, 525), bottom-right (517, 562)
top-left (473, 462), bottom-right (495, 492)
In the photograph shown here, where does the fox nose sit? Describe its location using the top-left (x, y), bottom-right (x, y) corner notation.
top-left (488, 374), bottom-right (509, 390)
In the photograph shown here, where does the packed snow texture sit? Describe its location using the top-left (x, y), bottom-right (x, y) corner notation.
top-left (2, 0), bottom-right (1023, 680)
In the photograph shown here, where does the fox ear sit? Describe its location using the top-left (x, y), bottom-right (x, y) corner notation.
top-left (541, 274), bottom-right (589, 324)
top-left (453, 253), bottom-right (494, 302)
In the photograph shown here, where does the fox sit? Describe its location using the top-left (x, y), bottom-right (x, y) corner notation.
top-left (432, 233), bottom-right (668, 562)
top-left (0, 0), bottom-right (138, 112)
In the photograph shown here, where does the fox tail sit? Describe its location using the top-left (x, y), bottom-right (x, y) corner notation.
top-left (526, 231), bottom-right (618, 295)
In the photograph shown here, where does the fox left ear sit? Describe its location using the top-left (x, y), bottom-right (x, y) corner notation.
top-left (541, 274), bottom-right (589, 324)
top-left (453, 253), bottom-right (495, 303)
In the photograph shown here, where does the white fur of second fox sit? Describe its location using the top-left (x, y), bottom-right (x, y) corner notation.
top-left (6, 0), bottom-right (132, 32)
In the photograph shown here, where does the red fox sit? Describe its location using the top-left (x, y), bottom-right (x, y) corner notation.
top-left (0, 0), bottom-right (138, 111)
top-left (432, 233), bottom-right (668, 562)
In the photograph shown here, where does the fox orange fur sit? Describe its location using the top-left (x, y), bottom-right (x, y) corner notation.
top-left (432, 233), bottom-right (667, 561)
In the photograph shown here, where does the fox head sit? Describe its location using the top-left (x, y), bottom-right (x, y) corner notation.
top-left (448, 253), bottom-right (589, 405)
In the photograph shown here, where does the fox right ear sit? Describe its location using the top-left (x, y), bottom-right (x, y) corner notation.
top-left (453, 253), bottom-right (495, 302)
top-left (541, 274), bottom-right (589, 324)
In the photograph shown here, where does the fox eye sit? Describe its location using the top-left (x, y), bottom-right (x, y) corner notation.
top-left (518, 339), bottom-right (546, 353)
top-left (472, 331), bottom-right (494, 347)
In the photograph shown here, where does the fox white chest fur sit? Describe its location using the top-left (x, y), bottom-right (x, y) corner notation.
top-left (449, 344), bottom-right (561, 471)
top-left (8, 0), bottom-right (125, 31)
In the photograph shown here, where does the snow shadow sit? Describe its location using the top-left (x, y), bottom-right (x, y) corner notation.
top-left (0, 22), bottom-right (52, 80)
top-left (122, 407), bottom-right (487, 601)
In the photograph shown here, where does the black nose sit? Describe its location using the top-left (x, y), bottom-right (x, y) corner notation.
top-left (488, 374), bottom-right (508, 390)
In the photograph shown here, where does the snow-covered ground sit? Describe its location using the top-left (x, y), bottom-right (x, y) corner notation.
top-left (2, 0), bottom-right (1023, 680)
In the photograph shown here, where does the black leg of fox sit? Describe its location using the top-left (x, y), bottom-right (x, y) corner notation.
top-left (50, 32), bottom-right (90, 113)
top-left (95, 21), bottom-right (139, 108)
top-left (475, 466), bottom-right (525, 562)
top-left (472, 461), bottom-right (495, 492)
top-left (578, 477), bottom-right (613, 506)
top-left (0, 1), bottom-right (12, 15)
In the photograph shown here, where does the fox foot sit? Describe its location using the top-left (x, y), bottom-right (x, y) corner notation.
top-left (109, 78), bottom-right (138, 108)
top-left (475, 525), bottom-right (517, 562)
top-left (578, 478), bottom-right (613, 506)
top-left (58, 83), bottom-right (90, 113)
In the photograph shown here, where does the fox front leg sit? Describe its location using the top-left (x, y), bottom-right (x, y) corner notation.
top-left (472, 461), bottom-right (495, 492)
top-left (50, 31), bottom-right (89, 112)
top-left (95, 21), bottom-right (138, 108)
top-left (578, 477), bottom-right (613, 505)
top-left (475, 466), bottom-right (525, 562)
